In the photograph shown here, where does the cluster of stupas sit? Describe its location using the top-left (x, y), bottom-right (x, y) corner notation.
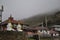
top-left (7, 20), bottom-right (23, 31)
top-left (1, 15), bottom-right (23, 31)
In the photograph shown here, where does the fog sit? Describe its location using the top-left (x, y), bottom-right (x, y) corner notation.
top-left (0, 0), bottom-right (60, 21)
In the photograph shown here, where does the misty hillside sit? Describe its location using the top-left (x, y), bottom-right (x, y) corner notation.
top-left (23, 11), bottom-right (60, 27)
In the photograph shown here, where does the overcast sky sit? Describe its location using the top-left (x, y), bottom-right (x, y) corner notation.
top-left (0, 0), bottom-right (60, 21)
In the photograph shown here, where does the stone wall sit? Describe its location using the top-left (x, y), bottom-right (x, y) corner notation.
top-left (0, 31), bottom-right (27, 40)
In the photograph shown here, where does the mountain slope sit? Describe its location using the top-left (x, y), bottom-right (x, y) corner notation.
top-left (22, 11), bottom-right (60, 26)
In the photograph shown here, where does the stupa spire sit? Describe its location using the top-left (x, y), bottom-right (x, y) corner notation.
top-left (9, 14), bottom-right (13, 20)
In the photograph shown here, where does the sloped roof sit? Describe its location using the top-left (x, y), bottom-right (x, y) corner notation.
top-left (23, 26), bottom-right (49, 31)
top-left (1, 16), bottom-right (23, 25)
top-left (50, 30), bottom-right (58, 34)
top-left (52, 25), bottom-right (60, 27)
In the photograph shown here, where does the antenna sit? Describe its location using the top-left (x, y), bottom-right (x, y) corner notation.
top-left (2, 5), bottom-right (3, 11)
top-left (0, 5), bottom-right (3, 23)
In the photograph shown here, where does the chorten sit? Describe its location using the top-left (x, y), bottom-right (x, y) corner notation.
top-left (17, 21), bottom-right (23, 31)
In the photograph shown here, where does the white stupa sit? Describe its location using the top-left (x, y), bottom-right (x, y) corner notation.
top-left (7, 22), bottom-right (14, 31)
top-left (17, 24), bottom-right (23, 31)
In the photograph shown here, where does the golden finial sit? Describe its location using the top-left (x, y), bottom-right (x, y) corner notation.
top-left (10, 14), bottom-right (12, 18)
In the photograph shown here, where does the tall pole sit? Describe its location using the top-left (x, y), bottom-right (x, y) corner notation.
top-left (42, 22), bottom-right (43, 27)
top-left (0, 5), bottom-right (3, 30)
top-left (45, 16), bottom-right (47, 27)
